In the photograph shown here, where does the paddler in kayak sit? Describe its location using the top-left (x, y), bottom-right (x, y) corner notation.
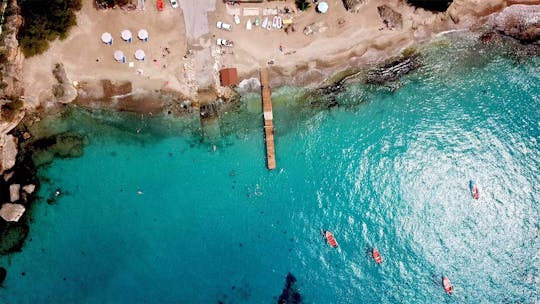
top-left (442, 276), bottom-right (453, 295)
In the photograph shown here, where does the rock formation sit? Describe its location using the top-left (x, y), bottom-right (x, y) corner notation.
top-left (0, 203), bottom-right (25, 222)
top-left (0, 0), bottom-right (24, 101)
top-left (377, 5), bottom-right (403, 30)
top-left (342, 0), bottom-right (365, 12)
top-left (493, 4), bottom-right (540, 43)
top-left (52, 63), bottom-right (78, 104)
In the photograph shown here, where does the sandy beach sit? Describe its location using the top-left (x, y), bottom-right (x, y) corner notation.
top-left (19, 0), bottom-right (540, 109)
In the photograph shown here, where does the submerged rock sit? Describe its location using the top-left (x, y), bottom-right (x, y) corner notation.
top-left (366, 54), bottom-right (422, 85)
top-left (493, 4), bottom-right (540, 44)
top-left (0, 221), bottom-right (29, 254)
top-left (0, 267), bottom-right (6, 285)
top-left (277, 273), bottom-right (302, 304)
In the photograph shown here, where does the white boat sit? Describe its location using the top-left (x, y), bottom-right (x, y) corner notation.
top-left (272, 16), bottom-right (278, 28)
top-left (246, 19), bottom-right (252, 30)
top-left (262, 17), bottom-right (268, 29)
top-left (276, 16), bottom-right (283, 29)
top-left (234, 14), bottom-right (240, 25)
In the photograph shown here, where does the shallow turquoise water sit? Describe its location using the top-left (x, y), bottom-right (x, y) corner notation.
top-left (1, 36), bottom-right (539, 303)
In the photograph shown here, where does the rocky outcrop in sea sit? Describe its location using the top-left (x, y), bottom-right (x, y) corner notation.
top-left (493, 4), bottom-right (540, 44)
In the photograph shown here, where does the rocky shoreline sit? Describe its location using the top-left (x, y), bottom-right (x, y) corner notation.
top-left (1, 1), bottom-right (540, 257)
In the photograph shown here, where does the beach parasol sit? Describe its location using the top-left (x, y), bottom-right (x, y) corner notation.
top-left (134, 49), bottom-right (145, 61)
top-left (138, 29), bottom-right (149, 41)
top-left (121, 30), bottom-right (132, 42)
top-left (101, 32), bottom-right (113, 45)
top-left (317, 1), bottom-right (329, 14)
top-left (113, 50), bottom-right (126, 63)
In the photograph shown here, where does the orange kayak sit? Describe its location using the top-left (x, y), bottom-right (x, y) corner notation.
top-left (373, 248), bottom-right (383, 264)
top-left (325, 231), bottom-right (338, 248)
top-left (442, 276), bottom-right (453, 295)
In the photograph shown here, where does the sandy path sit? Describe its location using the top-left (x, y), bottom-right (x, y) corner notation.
top-left (179, 0), bottom-right (216, 40)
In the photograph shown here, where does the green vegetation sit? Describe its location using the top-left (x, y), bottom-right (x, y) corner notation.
top-left (18, 0), bottom-right (82, 57)
top-left (406, 0), bottom-right (453, 12)
top-left (295, 0), bottom-right (311, 11)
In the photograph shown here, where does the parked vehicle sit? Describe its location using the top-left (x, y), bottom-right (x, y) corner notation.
top-left (216, 21), bottom-right (232, 31)
top-left (216, 39), bottom-right (234, 47)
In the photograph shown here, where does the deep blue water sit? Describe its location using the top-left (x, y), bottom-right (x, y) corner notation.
top-left (1, 35), bottom-right (539, 303)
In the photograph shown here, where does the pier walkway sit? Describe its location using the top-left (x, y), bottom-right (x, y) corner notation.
top-left (260, 68), bottom-right (276, 170)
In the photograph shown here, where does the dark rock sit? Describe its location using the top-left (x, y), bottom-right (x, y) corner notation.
top-left (0, 267), bottom-right (6, 285)
top-left (277, 273), bottom-right (302, 304)
top-left (366, 54), bottom-right (422, 85)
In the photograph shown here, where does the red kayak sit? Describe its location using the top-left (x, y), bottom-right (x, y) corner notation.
top-left (469, 180), bottom-right (479, 200)
top-left (373, 248), bottom-right (383, 264)
top-left (442, 276), bottom-right (453, 295)
top-left (157, 0), bottom-right (163, 11)
top-left (324, 230), bottom-right (338, 248)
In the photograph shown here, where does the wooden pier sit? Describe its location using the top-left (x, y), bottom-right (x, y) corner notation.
top-left (260, 68), bottom-right (276, 170)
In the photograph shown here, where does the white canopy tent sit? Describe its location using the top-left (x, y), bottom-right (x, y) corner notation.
top-left (113, 50), bottom-right (126, 63)
top-left (138, 29), bottom-right (149, 41)
top-left (317, 2), bottom-right (329, 14)
top-left (101, 32), bottom-right (113, 45)
top-left (121, 30), bottom-right (132, 42)
top-left (134, 49), bottom-right (145, 61)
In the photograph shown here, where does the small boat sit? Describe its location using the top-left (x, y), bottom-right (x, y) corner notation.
top-left (157, 0), bottom-right (163, 11)
top-left (276, 16), bottom-right (283, 29)
top-left (442, 276), bottom-right (453, 295)
top-left (373, 248), bottom-right (383, 264)
top-left (272, 16), bottom-right (279, 28)
top-left (246, 19), bottom-right (252, 30)
top-left (324, 230), bottom-right (338, 248)
top-left (262, 17), bottom-right (268, 28)
top-left (234, 14), bottom-right (240, 25)
top-left (255, 18), bottom-right (260, 27)
top-left (469, 180), bottom-right (479, 200)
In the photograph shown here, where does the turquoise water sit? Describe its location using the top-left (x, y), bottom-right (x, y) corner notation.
top-left (1, 36), bottom-right (540, 303)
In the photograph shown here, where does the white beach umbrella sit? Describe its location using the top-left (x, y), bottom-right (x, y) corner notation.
top-left (121, 30), bottom-right (132, 42)
top-left (317, 2), bottom-right (329, 14)
top-left (113, 50), bottom-right (125, 62)
top-left (138, 29), bottom-right (149, 41)
top-left (134, 49), bottom-right (145, 61)
top-left (101, 32), bottom-right (113, 44)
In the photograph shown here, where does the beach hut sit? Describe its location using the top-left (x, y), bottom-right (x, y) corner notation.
top-left (138, 29), bottom-right (149, 41)
top-left (134, 49), bottom-right (145, 61)
top-left (219, 68), bottom-right (239, 87)
top-left (121, 30), bottom-right (132, 43)
top-left (113, 50), bottom-right (126, 63)
top-left (101, 32), bottom-right (113, 45)
top-left (317, 1), bottom-right (329, 13)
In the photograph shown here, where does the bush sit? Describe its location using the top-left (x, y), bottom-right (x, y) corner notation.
top-left (18, 0), bottom-right (82, 57)
top-left (295, 0), bottom-right (311, 11)
top-left (406, 0), bottom-right (453, 12)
